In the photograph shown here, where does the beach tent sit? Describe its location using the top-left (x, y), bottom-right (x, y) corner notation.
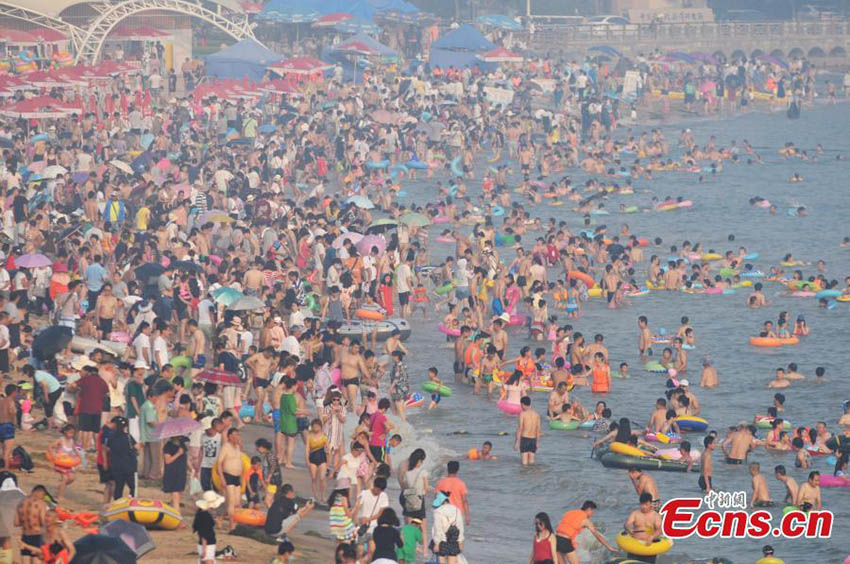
top-left (432, 24), bottom-right (495, 51)
top-left (429, 24), bottom-right (496, 71)
top-left (206, 39), bottom-right (284, 81)
top-left (338, 32), bottom-right (397, 59)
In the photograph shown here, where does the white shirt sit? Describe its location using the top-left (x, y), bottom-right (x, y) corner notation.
top-left (395, 263), bottom-right (412, 293)
top-left (197, 298), bottom-right (215, 326)
top-left (133, 333), bottom-right (151, 363)
top-left (152, 335), bottom-right (169, 367)
top-left (432, 503), bottom-right (465, 545)
top-left (357, 489), bottom-right (389, 534)
top-left (0, 325), bottom-right (8, 350)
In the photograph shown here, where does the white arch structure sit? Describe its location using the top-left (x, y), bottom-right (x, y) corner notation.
top-left (0, 0), bottom-right (256, 64)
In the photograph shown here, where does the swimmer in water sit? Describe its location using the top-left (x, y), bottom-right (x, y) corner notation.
top-left (789, 172), bottom-right (804, 182)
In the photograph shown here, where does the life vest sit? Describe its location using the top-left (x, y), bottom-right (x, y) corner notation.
top-left (591, 365), bottom-right (610, 393)
top-left (556, 509), bottom-right (586, 540)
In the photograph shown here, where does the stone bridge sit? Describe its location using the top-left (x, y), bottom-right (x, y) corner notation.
top-left (522, 20), bottom-right (850, 62)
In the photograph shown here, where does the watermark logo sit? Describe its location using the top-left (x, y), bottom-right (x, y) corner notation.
top-left (660, 492), bottom-right (834, 540)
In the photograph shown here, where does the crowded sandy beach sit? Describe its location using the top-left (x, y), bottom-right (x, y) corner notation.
top-left (0, 2), bottom-right (848, 564)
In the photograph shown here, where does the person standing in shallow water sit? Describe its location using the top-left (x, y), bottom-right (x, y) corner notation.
top-left (516, 396), bottom-right (541, 466)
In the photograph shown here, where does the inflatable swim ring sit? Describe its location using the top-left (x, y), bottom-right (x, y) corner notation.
top-left (615, 533), bottom-right (673, 557)
top-left (754, 417), bottom-right (791, 429)
top-left (437, 323), bottom-right (460, 337)
top-left (610, 442), bottom-right (649, 458)
top-left (549, 420), bottom-right (580, 431)
top-left (644, 363), bottom-right (667, 373)
top-left (434, 282), bottom-right (454, 295)
top-left (748, 336), bottom-right (799, 347)
top-left (422, 381), bottom-right (452, 397)
top-left (48, 452), bottom-right (81, 469)
top-left (366, 160), bottom-right (389, 169)
top-left (233, 508), bottom-right (266, 526)
top-left (405, 393), bottom-right (424, 409)
top-left (567, 271), bottom-right (594, 287)
top-left (672, 416), bottom-right (708, 432)
top-left (496, 399), bottom-right (521, 415)
top-left (356, 309), bottom-right (385, 321)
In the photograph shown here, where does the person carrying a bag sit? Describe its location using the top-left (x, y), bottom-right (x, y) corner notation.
top-left (397, 448), bottom-right (428, 555)
top-left (431, 491), bottom-right (465, 564)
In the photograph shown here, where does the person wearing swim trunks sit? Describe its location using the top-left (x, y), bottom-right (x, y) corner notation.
top-left (750, 462), bottom-right (773, 507)
top-left (699, 435), bottom-right (716, 492)
top-left (216, 428), bottom-right (244, 532)
top-left (0, 384), bottom-right (18, 469)
top-left (245, 346), bottom-right (275, 424)
top-left (515, 396), bottom-right (540, 466)
top-left (625, 493), bottom-right (663, 560)
top-left (555, 501), bottom-right (617, 564)
top-left (628, 467), bottom-right (660, 511)
top-left (339, 341), bottom-right (368, 413)
top-left (477, 345), bottom-right (500, 398)
top-left (15, 485), bottom-right (49, 564)
top-left (723, 424), bottom-right (759, 465)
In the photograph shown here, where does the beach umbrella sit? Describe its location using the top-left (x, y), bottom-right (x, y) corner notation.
top-left (690, 52), bottom-right (717, 64)
top-left (201, 210), bottom-right (232, 223)
top-left (332, 232), bottom-right (364, 249)
top-left (268, 56), bottom-right (332, 77)
top-left (589, 45), bottom-right (623, 57)
top-left (42, 165), bottom-right (67, 179)
top-left (16, 253), bottom-right (52, 268)
top-left (212, 286), bottom-right (243, 306)
top-left (346, 195), bottom-right (375, 209)
top-left (333, 16), bottom-right (380, 35)
top-left (313, 12), bottom-right (353, 27)
top-left (33, 325), bottom-right (72, 360)
top-left (134, 262), bottom-right (165, 281)
top-left (152, 417), bottom-right (202, 440)
top-left (357, 234), bottom-right (386, 256)
top-left (476, 14), bottom-right (521, 30)
top-left (227, 295), bottom-right (265, 311)
top-left (478, 47), bottom-right (523, 64)
top-left (365, 219), bottom-right (398, 234)
top-left (73, 534), bottom-right (137, 564)
top-left (99, 520), bottom-right (154, 558)
top-left (400, 212), bottom-right (430, 227)
top-left (170, 260), bottom-right (204, 273)
top-left (194, 368), bottom-right (241, 386)
top-left (666, 51), bottom-right (697, 64)
top-left (110, 160), bottom-right (133, 174)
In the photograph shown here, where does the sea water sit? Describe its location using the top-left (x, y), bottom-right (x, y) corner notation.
top-left (396, 101), bottom-right (850, 563)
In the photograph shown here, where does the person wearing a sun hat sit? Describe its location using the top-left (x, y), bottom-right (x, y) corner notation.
top-left (431, 490), bottom-right (464, 560)
top-left (194, 490), bottom-right (224, 563)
